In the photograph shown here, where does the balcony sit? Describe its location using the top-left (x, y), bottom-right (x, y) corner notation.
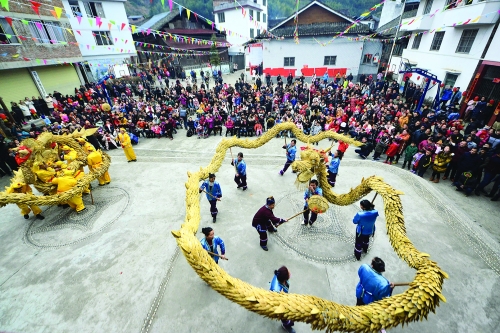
top-left (214, 0), bottom-right (263, 12)
top-left (400, 12), bottom-right (435, 32)
top-left (442, 0), bottom-right (500, 26)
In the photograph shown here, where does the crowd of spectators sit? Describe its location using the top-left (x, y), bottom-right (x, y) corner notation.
top-left (0, 67), bottom-right (499, 201)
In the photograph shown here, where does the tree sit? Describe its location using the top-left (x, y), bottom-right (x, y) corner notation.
top-left (209, 34), bottom-right (221, 69)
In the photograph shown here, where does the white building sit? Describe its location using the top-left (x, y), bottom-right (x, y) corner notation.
top-left (213, 0), bottom-right (268, 56)
top-left (62, 0), bottom-right (137, 82)
top-left (254, 1), bottom-right (382, 80)
top-left (393, 0), bottom-right (500, 91)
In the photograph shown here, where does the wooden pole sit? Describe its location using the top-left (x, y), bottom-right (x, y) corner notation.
top-left (207, 250), bottom-right (228, 260)
top-left (371, 193), bottom-right (378, 204)
top-left (202, 189), bottom-right (221, 201)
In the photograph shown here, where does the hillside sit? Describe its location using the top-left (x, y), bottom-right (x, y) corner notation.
top-left (124, 0), bottom-right (381, 23)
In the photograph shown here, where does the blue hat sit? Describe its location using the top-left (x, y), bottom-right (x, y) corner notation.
top-left (266, 196), bottom-right (275, 206)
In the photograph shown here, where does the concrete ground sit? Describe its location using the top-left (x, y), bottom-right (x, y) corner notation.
top-left (1, 70), bottom-right (499, 333)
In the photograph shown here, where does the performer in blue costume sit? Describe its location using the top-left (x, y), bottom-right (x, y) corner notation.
top-left (279, 139), bottom-right (297, 176)
top-left (200, 227), bottom-right (226, 263)
top-left (302, 179), bottom-right (323, 226)
top-left (199, 173), bottom-right (222, 223)
top-left (356, 257), bottom-right (394, 333)
top-left (231, 152), bottom-right (247, 191)
top-left (270, 266), bottom-right (296, 333)
top-left (353, 199), bottom-right (379, 260)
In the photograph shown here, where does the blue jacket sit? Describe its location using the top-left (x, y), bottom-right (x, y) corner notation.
top-left (304, 187), bottom-right (323, 208)
top-left (200, 236), bottom-right (225, 263)
top-left (270, 275), bottom-right (289, 293)
top-left (200, 181), bottom-right (222, 201)
top-left (328, 157), bottom-right (341, 174)
top-left (441, 88), bottom-right (452, 101)
top-left (285, 144), bottom-right (297, 161)
top-left (356, 264), bottom-right (392, 304)
top-left (353, 209), bottom-right (379, 235)
top-left (234, 158), bottom-right (246, 175)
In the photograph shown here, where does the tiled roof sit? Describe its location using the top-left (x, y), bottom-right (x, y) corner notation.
top-left (265, 22), bottom-right (371, 38)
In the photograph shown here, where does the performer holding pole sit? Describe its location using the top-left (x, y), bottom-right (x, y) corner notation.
top-left (270, 266), bottom-right (296, 333)
top-left (200, 227), bottom-right (226, 263)
top-left (279, 139), bottom-right (297, 176)
top-left (353, 199), bottom-right (379, 260)
top-left (355, 257), bottom-right (395, 333)
top-left (199, 173), bottom-right (222, 223)
top-left (251, 197), bottom-right (287, 251)
top-left (231, 152), bottom-right (247, 191)
top-left (302, 179), bottom-right (323, 226)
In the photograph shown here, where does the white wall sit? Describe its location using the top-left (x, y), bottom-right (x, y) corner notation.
top-left (400, 4), bottom-right (495, 91)
top-left (215, 1), bottom-right (268, 54)
top-left (263, 37), bottom-right (367, 77)
top-left (484, 27), bottom-right (500, 62)
top-left (379, 0), bottom-right (403, 28)
top-left (62, 0), bottom-right (136, 60)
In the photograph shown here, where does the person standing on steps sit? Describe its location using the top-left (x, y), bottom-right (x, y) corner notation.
top-left (355, 257), bottom-right (394, 333)
top-left (353, 199), bottom-right (379, 260)
top-left (280, 139), bottom-right (297, 176)
top-left (200, 227), bottom-right (226, 263)
top-left (231, 152), bottom-right (247, 191)
top-left (199, 173), bottom-right (222, 223)
top-left (302, 179), bottom-right (323, 226)
top-left (270, 266), bottom-right (296, 333)
top-left (251, 197), bottom-right (287, 251)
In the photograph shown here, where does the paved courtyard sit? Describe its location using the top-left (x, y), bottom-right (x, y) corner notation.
top-left (1, 107), bottom-right (500, 333)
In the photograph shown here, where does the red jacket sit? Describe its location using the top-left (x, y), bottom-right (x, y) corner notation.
top-left (386, 143), bottom-right (400, 157)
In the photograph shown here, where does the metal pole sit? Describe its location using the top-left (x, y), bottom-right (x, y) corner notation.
top-left (384, 0), bottom-right (406, 80)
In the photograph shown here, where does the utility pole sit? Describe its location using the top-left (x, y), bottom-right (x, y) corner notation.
top-left (384, 0), bottom-right (406, 80)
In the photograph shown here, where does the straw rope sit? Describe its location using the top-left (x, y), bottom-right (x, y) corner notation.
top-left (171, 122), bottom-right (447, 332)
top-left (0, 131), bottom-right (111, 207)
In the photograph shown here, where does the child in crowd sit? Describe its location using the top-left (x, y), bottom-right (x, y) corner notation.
top-left (411, 149), bottom-right (425, 174)
top-left (384, 138), bottom-right (400, 165)
top-left (402, 142), bottom-right (417, 170)
top-left (417, 150), bottom-right (433, 177)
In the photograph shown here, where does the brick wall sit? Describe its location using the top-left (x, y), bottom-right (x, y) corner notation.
top-left (282, 4), bottom-right (348, 27)
top-left (0, 0), bottom-right (83, 69)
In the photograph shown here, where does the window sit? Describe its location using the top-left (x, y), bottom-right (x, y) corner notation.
top-left (423, 0), bottom-right (434, 15)
top-left (83, 2), bottom-right (105, 18)
top-left (362, 54), bottom-right (373, 64)
top-left (324, 56), bottom-right (337, 65)
top-left (93, 31), bottom-right (113, 45)
top-left (254, 0), bottom-right (257, 3)
top-left (456, 29), bottom-right (478, 53)
top-left (263, 13), bottom-right (267, 23)
top-left (412, 34), bottom-right (422, 49)
top-left (69, 1), bottom-right (82, 17)
top-left (393, 44), bottom-right (405, 56)
top-left (284, 57), bottom-right (295, 67)
top-left (430, 31), bottom-right (445, 51)
top-left (257, 11), bottom-right (260, 22)
top-left (250, 28), bottom-right (254, 38)
top-left (257, 29), bottom-right (260, 36)
top-left (28, 21), bottom-right (66, 44)
top-left (0, 18), bottom-right (20, 44)
top-left (249, 9), bottom-right (254, 20)
top-left (218, 12), bottom-right (225, 23)
top-left (443, 73), bottom-right (459, 88)
top-left (263, 0), bottom-right (266, 5)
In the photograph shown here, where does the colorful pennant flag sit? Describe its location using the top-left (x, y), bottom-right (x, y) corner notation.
top-left (0, 0), bottom-right (9, 11)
